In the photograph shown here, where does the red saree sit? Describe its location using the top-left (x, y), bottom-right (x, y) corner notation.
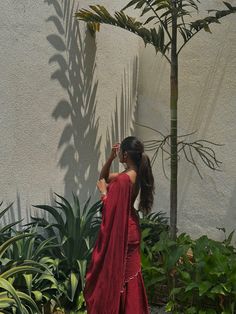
top-left (83, 172), bottom-right (150, 314)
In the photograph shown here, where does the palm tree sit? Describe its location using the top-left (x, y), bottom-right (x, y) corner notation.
top-left (76, 1), bottom-right (236, 239)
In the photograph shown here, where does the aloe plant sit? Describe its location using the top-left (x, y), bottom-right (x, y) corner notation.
top-left (76, 1), bottom-right (236, 240)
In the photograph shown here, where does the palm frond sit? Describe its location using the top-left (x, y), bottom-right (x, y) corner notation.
top-left (76, 5), bottom-right (171, 62)
top-left (178, 1), bottom-right (236, 54)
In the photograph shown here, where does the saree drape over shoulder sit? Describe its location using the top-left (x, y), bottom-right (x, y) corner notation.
top-left (83, 172), bottom-right (150, 314)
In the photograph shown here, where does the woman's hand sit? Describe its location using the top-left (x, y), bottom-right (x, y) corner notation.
top-left (109, 143), bottom-right (120, 161)
top-left (97, 178), bottom-right (108, 194)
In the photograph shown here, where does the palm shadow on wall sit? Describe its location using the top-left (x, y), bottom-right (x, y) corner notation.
top-left (104, 56), bottom-right (139, 172)
top-left (45, 0), bottom-right (101, 202)
top-left (1, 193), bottom-right (23, 230)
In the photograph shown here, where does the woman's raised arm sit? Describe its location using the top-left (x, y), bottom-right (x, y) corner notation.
top-left (99, 143), bottom-right (120, 181)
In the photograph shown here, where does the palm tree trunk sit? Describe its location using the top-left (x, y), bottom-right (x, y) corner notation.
top-left (170, 1), bottom-right (178, 240)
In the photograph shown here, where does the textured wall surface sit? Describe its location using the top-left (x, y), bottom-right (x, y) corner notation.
top-left (137, 1), bottom-right (236, 239)
top-left (1, 0), bottom-right (236, 239)
top-left (0, 0), bottom-right (139, 222)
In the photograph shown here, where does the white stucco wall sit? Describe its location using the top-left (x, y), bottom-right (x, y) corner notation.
top-left (137, 1), bottom-right (236, 240)
top-left (1, 0), bottom-right (235, 240)
top-left (0, 0), bottom-right (139, 223)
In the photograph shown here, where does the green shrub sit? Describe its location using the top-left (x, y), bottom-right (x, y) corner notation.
top-left (141, 227), bottom-right (236, 313)
top-left (0, 202), bottom-right (60, 313)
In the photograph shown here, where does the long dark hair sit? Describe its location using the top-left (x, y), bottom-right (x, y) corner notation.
top-left (120, 136), bottom-right (155, 215)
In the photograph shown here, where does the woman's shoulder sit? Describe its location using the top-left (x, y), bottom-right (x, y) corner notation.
top-left (124, 170), bottom-right (137, 184)
top-left (107, 172), bottom-right (119, 183)
top-left (108, 171), bottom-right (132, 184)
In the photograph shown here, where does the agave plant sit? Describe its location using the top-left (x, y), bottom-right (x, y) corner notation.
top-left (31, 193), bottom-right (102, 311)
top-left (76, 1), bottom-right (236, 240)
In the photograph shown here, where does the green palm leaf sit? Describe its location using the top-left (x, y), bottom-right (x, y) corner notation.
top-left (76, 5), bottom-right (171, 57)
top-left (178, 2), bottom-right (236, 53)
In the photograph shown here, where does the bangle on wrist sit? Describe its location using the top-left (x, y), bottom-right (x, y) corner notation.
top-left (101, 191), bottom-right (107, 196)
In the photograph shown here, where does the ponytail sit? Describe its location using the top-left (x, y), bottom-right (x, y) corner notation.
top-left (138, 153), bottom-right (155, 215)
top-left (120, 136), bottom-right (155, 215)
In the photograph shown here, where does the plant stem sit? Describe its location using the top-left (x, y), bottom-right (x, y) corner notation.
top-left (170, 0), bottom-right (178, 240)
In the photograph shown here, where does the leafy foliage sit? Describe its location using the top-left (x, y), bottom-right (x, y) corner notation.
top-left (1, 197), bottom-right (236, 312)
top-left (0, 206), bottom-right (43, 313)
top-left (76, 4), bottom-right (170, 56)
top-left (76, 1), bottom-right (236, 60)
top-left (141, 228), bottom-right (236, 312)
top-left (140, 210), bottom-right (169, 248)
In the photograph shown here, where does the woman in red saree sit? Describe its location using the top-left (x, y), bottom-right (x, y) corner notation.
top-left (83, 136), bottom-right (155, 314)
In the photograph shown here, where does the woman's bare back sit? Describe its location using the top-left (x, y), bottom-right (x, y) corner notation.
top-left (108, 170), bottom-right (140, 205)
top-left (122, 170), bottom-right (140, 206)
